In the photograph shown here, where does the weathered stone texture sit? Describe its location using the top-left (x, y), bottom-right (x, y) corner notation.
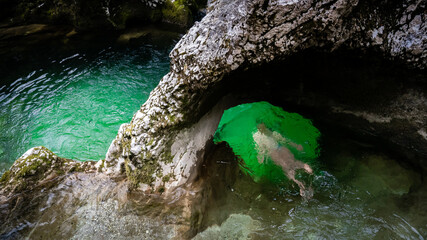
top-left (0, 146), bottom-right (97, 198)
top-left (105, 0), bottom-right (426, 191)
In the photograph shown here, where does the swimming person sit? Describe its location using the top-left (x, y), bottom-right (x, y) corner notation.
top-left (253, 123), bottom-right (313, 198)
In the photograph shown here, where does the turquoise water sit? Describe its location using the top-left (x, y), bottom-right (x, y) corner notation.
top-left (202, 128), bottom-right (426, 239)
top-left (0, 30), bottom-right (425, 239)
top-left (0, 37), bottom-right (173, 174)
top-left (214, 101), bottom-right (321, 184)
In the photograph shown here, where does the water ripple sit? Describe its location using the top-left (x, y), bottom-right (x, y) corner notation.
top-left (0, 45), bottom-right (170, 171)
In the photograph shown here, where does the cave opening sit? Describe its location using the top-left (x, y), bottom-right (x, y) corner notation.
top-left (197, 48), bottom-right (427, 170)
top-left (190, 49), bottom-right (427, 238)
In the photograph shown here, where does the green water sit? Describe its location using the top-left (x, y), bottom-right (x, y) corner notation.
top-left (214, 101), bottom-right (320, 184)
top-left (0, 36), bottom-right (173, 174)
top-left (206, 102), bottom-right (425, 238)
top-left (0, 31), bottom-right (425, 239)
top-left (203, 125), bottom-right (426, 239)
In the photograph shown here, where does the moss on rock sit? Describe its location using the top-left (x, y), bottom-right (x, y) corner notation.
top-left (6, 0), bottom-right (204, 30)
top-left (127, 157), bottom-right (161, 189)
top-left (161, 0), bottom-right (192, 27)
top-left (0, 146), bottom-right (97, 196)
top-left (98, 159), bottom-right (105, 173)
top-left (162, 173), bottom-right (174, 183)
top-left (0, 170), bottom-right (11, 183)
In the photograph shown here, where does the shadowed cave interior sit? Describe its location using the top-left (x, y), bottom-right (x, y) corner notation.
top-left (187, 48), bottom-right (426, 236)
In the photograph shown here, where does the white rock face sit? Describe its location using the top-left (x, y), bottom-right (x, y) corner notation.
top-left (105, 0), bottom-right (426, 191)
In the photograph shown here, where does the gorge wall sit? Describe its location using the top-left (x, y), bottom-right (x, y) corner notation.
top-left (104, 0), bottom-right (426, 193)
top-left (0, 0), bottom-right (426, 238)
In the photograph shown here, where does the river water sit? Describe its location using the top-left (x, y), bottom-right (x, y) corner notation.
top-left (0, 29), bottom-right (175, 174)
top-left (0, 29), bottom-right (425, 239)
top-left (198, 129), bottom-right (426, 239)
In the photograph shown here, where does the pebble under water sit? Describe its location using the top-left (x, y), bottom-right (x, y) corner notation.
top-left (0, 34), bottom-right (173, 174)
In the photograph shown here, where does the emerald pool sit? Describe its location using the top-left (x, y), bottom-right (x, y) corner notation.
top-left (200, 118), bottom-right (426, 239)
top-left (0, 29), bottom-right (425, 240)
top-left (0, 31), bottom-right (176, 174)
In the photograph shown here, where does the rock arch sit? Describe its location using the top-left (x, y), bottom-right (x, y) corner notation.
top-left (104, 0), bottom-right (426, 193)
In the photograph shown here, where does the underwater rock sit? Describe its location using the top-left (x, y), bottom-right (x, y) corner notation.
top-left (193, 214), bottom-right (261, 240)
top-left (351, 154), bottom-right (419, 196)
top-left (192, 214), bottom-right (261, 240)
top-left (70, 198), bottom-right (178, 240)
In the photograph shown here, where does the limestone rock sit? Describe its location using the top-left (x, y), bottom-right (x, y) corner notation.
top-left (0, 146), bottom-right (97, 198)
top-left (105, 0), bottom-right (426, 192)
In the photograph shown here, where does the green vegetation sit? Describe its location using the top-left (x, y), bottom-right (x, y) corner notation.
top-left (162, 173), bottom-right (174, 182)
top-left (127, 157), bottom-right (161, 189)
top-left (98, 160), bottom-right (105, 172)
top-left (161, 0), bottom-right (192, 26)
top-left (14, 147), bottom-right (54, 179)
top-left (6, 0), bottom-right (206, 29)
top-left (68, 162), bottom-right (83, 173)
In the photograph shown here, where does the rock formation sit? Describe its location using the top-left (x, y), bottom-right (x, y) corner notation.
top-left (1, 0), bottom-right (426, 238)
top-left (104, 0), bottom-right (426, 193)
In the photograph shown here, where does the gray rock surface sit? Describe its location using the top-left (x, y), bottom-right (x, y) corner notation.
top-left (1, 170), bottom-right (186, 239)
top-left (105, 0), bottom-right (426, 191)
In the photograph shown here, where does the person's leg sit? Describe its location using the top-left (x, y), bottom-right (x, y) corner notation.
top-left (287, 167), bottom-right (314, 199)
top-left (303, 163), bottom-right (313, 174)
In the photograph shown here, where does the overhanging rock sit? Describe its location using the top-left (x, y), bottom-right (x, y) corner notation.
top-left (104, 0), bottom-right (426, 192)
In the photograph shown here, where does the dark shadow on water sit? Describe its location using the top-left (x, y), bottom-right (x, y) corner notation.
top-left (195, 117), bottom-right (426, 239)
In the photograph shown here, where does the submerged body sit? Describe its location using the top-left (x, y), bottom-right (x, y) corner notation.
top-left (253, 123), bottom-right (313, 197)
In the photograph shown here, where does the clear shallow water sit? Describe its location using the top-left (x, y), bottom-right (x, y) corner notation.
top-left (2, 120), bottom-right (424, 239)
top-left (199, 131), bottom-right (426, 239)
top-left (0, 36), bottom-right (173, 174)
